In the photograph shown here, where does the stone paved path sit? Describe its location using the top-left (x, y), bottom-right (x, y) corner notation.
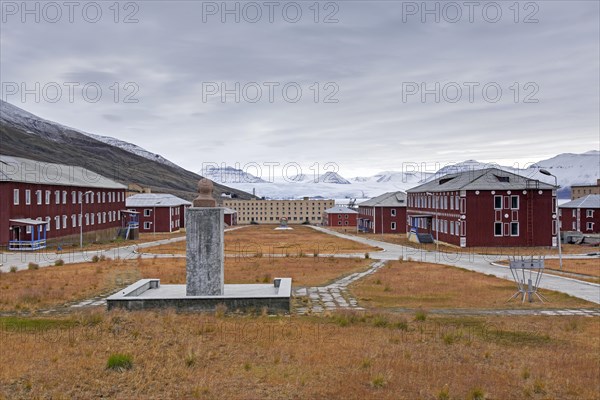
top-left (294, 260), bottom-right (387, 314)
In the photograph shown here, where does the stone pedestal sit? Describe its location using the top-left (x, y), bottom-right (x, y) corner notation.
top-left (186, 207), bottom-right (224, 296)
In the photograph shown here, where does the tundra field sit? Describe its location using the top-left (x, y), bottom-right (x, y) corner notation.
top-left (0, 225), bottom-right (598, 399)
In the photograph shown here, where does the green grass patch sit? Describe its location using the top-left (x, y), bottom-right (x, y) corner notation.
top-left (107, 353), bottom-right (133, 371)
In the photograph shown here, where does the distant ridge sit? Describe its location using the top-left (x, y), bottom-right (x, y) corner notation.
top-left (0, 101), bottom-right (254, 201)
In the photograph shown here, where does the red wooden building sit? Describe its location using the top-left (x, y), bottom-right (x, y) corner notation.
top-left (0, 155), bottom-right (127, 249)
top-left (323, 206), bottom-right (358, 227)
top-left (358, 192), bottom-right (407, 234)
top-left (223, 207), bottom-right (238, 226)
top-left (126, 194), bottom-right (191, 233)
top-left (406, 168), bottom-right (557, 248)
top-left (559, 194), bottom-right (600, 233)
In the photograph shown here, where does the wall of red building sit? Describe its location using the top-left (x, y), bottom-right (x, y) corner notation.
top-left (560, 207), bottom-right (600, 233)
top-left (133, 206), bottom-right (183, 233)
top-left (407, 189), bottom-right (555, 247)
top-left (326, 213), bottom-right (357, 227)
top-left (465, 190), bottom-right (554, 247)
top-left (224, 213), bottom-right (238, 226)
top-left (358, 206), bottom-right (406, 234)
top-left (1, 182), bottom-right (125, 246)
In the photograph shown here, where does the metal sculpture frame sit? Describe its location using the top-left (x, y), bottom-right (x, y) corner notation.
top-left (507, 256), bottom-right (549, 303)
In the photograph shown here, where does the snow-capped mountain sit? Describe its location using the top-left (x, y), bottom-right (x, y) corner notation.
top-left (0, 101), bottom-right (254, 199)
top-left (531, 151), bottom-right (599, 187)
top-left (0, 100), bottom-right (178, 168)
top-left (204, 151), bottom-right (598, 200)
top-left (203, 166), bottom-right (268, 184)
top-left (84, 133), bottom-right (179, 168)
top-left (315, 172), bottom-right (351, 184)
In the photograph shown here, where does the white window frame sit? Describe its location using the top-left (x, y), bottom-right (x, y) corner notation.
top-left (144, 221), bottom-right (152, 230)
top-left (494, 222), bottom-right (503, 237)
top-left (511, 195), bottom-right (519, 210)
top-left (586, 209), bottom-right (594, 218)
top-left (36, 190), bottom-right (42, 205)
top-left (62, 191), bottom-right (67, 204)
top-left (391, 222), bottom-right (397, 230)
top-left (510, 222), bottom-right (519, 236)
top-left (13, 189), bottom-right (19, 205)
top-left (45, 190), bottom-right (51, 205)
top-left (391, 209), bottom-right (397, 217)
top-left (587, 222), bottom-right (594, 231)
top-left (72, 214), bottom-right (77, 228)
top-left (55, 216), bottom-right (60, 230)
top-left (25, 189), bottom-right (31, 205)
top-left (144, 209), bottom-right (152, 217)
top-left (494, 195), bottom-right (502, 210)
top-left (46, 216), bottom-right (51, 231)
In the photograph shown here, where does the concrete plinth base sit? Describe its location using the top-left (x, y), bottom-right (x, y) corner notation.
top-left (107, 278), bottom-right (292, 313)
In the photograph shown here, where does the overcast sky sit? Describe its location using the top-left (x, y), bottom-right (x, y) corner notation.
top-left (1, 1), bottom-right (598, 178)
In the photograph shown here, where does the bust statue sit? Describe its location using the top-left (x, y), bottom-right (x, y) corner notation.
top-left (193, 178), bottom-right (216, 207)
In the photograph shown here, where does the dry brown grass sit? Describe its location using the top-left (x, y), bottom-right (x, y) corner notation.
top-left (26, 231), bottom-right (187, 255)
top-left (544, 259), bottom-right (600, 278)
top-left (0, 310), bottom-right (598, 399)
top-left (350, 261), bottom-right (597, 309)
top-left (327, 228), bottom-right (594, 256)
top-left (0, 257), bottom-right (372, 312)
top-left (542, 259), bottom-right (600, 284)
top-left (145, 225), bottom-right (379, 255)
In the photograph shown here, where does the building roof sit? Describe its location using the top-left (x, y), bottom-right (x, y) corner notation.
top-left (407, 168), bottom-right (556, 193)
top-left (559, 194), bottom-right (600, 209)
top-left (126, 193), bottom-right (192, 207)
top-left (9, 218), bottom-right (49, 226)
top-left (0, 154), bottom-right (127, 189)
top-left (324, 206), bottom-right (358, 214)
top-left (359, 191), bottom-right (407, 207)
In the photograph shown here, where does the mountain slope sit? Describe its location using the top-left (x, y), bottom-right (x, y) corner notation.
top-left (0, 101), bottom-right (254, 201)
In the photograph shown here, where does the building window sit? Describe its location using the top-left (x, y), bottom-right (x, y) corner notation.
top-left (144, 209), bottom-right (152, 217)
top-left (78, 191), bottom-right (83, 204)
top-left (586, 210), bottom-right (594, 218)
top-left (494, 222), bottom-right (503, 236)
top-left (494, 196), bottom-right (502, 210)
top-left (45, 190), bottom-right (50, 204)
top-left (62, 191), bottom-right (67, 204)
top-left (72, 215), bottom-right (77, 228)
top-left (450, 222), bottom-right (454, 235)
top-left (55, 190), bottom-right (60, 204)
top-left (91, 213), bottom-right (95, 225)
top-left (72, 191), bottom-right (76, 204)
top-left (391, 209), bottom-right (396, 217)
top-left (144, 222), bottom-right (152, 230)
top-left (511, 196), bottom-right (519, 209)
top-left (587, 222), bottom-right (594, 231)
top-left (103, 212), bottom-right (106, 223)
top-left (36, 190), bottom-right (42, 205)
top-left (391, 222), bottom-right (397, 230)
top-left (86, 213), bottom-right (90, 225)
top-left (102, 192), bottom-right (106, 203)
top-left (13, 189), bottom-right (19, 205)
top-left (62, 215), bottom-right (67, 229)
top-left (25, 190), bottom-right (31, 205)
top-left (572, 209), bottom-right (576, 217)
top-left (510, 222), bottom-right (519, 236)
top-left (55, 216), bottom-right (60, 230)
top-left (46, 216), bottom-right (51, 231)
